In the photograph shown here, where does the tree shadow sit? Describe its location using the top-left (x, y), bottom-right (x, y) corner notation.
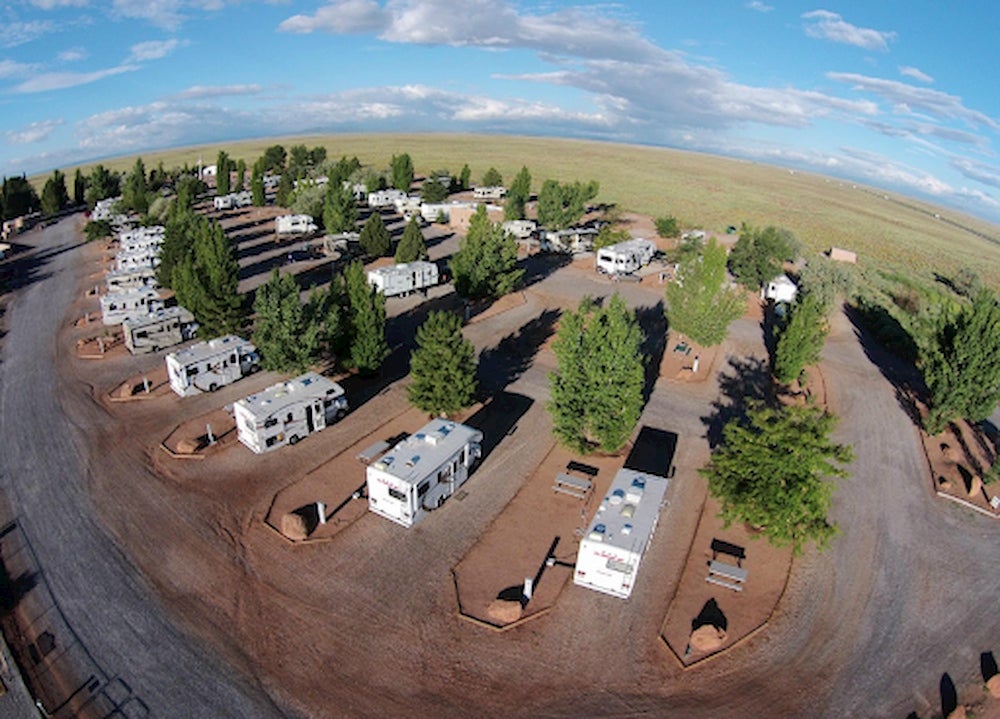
top-left (517, 253), bottom-right (573, 290)
top-left (701, 355), bottom-right (773, 449)
top-left (982, 650), bottom-right (998, 682)
top-left (635, 301), bottom-right (667, 406)
top-left (0, 551), bottom-right (39, 615)
top-left (625, 426), bottom-right (678, 478)
top-left (495, 536), bottom-right (560, 608)
top-left (0, 239), bottom-right (79, 293)
top-left (464, 391), bottom-right (534, 462)
top-left (940, 673), bottom-right (957, 717)
top-left (476, 309), bottom-right (559, 395)
top-left (844, 304), bottom-right (926, 427)
top-left (691, 597), bottom-right (728, 632)
top-left (761, 301), bottom-right (781, 366)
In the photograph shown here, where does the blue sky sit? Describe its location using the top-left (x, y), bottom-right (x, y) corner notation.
top-left (2, 1), bottom-right (1000, 222)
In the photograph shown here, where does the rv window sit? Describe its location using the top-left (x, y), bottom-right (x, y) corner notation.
top-left (265, 436), bottom-right (277, 447)
top-left (417, 481), bottom-right (430, 497)
top-left (264, 418), bottom-right (277, 429)
top-left (285, 412), bottom-right (293, 423)
top-left (187, 367), bottom-right (198, 377)
top-left (136, 331), bottom-right (148, 339)
top-left (606, 558), bottom-right (633, 574)
top-left (388, 487), bottom-right (407, 502)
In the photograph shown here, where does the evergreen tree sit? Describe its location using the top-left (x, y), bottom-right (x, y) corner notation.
top-left (84, 165), bottom-right (120, 210)
top-left (728, 224), bottom-right (800, 290)
top-left (536, 179), bottom-right (599, 229)
top-left (73, 168), bottom-right (86, 206)
top-left (395, 217), bottom-right (428, 263)
top-left (459, 164), bottom-right (471, 190)
top-left (407, 311), bottom-right (478, 416)
top-left (922, 289), bottom-right (1000, 434)
top-left (172, 219), bottom-right (245, 337)
top-left (592, 224), bottom-right (630, 250)
top-left (120, 157), bottom-right (148, 214)
top-left (262, 145), bottom-right (287, 173)
top-left (504, 166), bottom-right (531, 221)
top-left (390, 153), bottom-right (414, 191)
top-left (420, 176), bottom-right (449, 202)
top-left (252, 269), bottom-right (321, 372)
top-left (323, 182), bottom-right (358, 234)
top-left (481, 167), bottom-right (503, 187)
top-left (773, 292), bottom-right (830, 384)
top-left (654, 215), bottom-right (679, 238)
top-left (288, 144), bottom-right (311, 179)
top-left (1, 176), bottom-right (40, 219)
top-left (665, 238), bottom-right (744, 347)
top-left (700, 402), bottom-right (854, 555)
top-left (289, 183), bottom-right (326, 226)
top-left (234, 158), bottom-right (246, 191)
top-left (40, 170), bottom-right (69, 215)
top-left (359, 211), bottom-right (391, 257)
top-left (275, 171), bottom-right (294, 208)
top-left (548, 295), bottom-right (645, 454)
top-left (157, 198), bottom-right (200, 288)
top-left (216, 150), bottom-right (231, 195)
top-left (449, 205), bottom-right (523, 300)
top-left (344, 260), bottom-right (388, 374)
top-left (148, 161), bottom-right (167, 192)
top-left (250, 159), bottom-right (265, 206)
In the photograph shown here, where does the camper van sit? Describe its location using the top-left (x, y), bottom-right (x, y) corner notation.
top-left (105, 266), bottom-right (158, 293)
top-left (595, 238), bottom-right (657, 276)
top-left (366, 419), bottom-right (483, 528)
top-left (573, 468), bottom-right (669, 599)
top-left (100, 287), bottom-right (164, 325)
top-left (233, 373), bottom-right (348, 454)
top-left (275, 214), bottom-right (318, 237)
top-left (166, 335), bottom-right (260, 397)
top-left (367, 261), bottom-right (439, 297)
top-left (123, 306), bottom-right (198, 355)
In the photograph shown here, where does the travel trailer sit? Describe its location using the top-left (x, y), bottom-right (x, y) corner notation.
top-left (165, 335), bottom-right (260, 397)
top-left (275, 214), bottom-right (318, 236)
top-left (367, 261), bottom-right (439, 297)
top-left (366, 419), bottom-right (483, 528)
top-left (595, 238), bottom-right (657, 276)
top-left (367, 189), bottom-right (407, 208)
top-left (233, 373), bottom-right (348, 454)
top-left (105, 266), bottom-right (158, 293)
top-left (573, 468), bottom-right (669, 599)
top-left (123, 307), bottom-right (198, 355)
top-left (115, 247), bottom-right (160, 272)
top-left (118, 226), bottom-right (165, 252)
top-left (540, 227), bottom-right (597, 253)
top-left (100, 287), bottom-right (164, 325)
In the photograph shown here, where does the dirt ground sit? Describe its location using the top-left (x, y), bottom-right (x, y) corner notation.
top-left (922, 419), bottom-right (1000, 518)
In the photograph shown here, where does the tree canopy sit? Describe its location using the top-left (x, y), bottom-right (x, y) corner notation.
top-left (172, 218), bottom-right (245, 337)
top-left (120, 157), bottom-right (149, 215)
top-left (655, 215), bottom-right (679, 238)
top-left (665, 238), bottom-right (744, 347)
top-left (772, 292), bottom-right (830, 384)
top-left (407, 310), bottom-right (478, 416)
top-left (40, 170), bottom-right (70, 216)
top-left (395, 217), bottom-right (428, 263)
top-left (701, 402), bottom-right (854, 555)
top-left (344, 260), bottom-right (389, 374)
top-left (481, 167), bottom-right (503, 187)
top-left (420, 176), bottom-right (449, 203)
top-left (323, 181), bottom-right (358, 234)
top-left (359, 211), bottom-right (392, 257)
top-left (261, 145), bottom-right (287, 173)
top-left (252, 269), bottom-right (321, 373)
top-left (536, 179), bottom-right (599, 230)
top-left (450, 205), bottom-right (523, 300)
top-left (728, 224), bottom-right (800, 290)
top-left (504, 165), bottom-right (531, 221)
top-left (84, 165), bottom-right (120, 210)
top-left (390, 153), bottom-right (414, 191)
top-left (216, 150), bottom-right (232, 196)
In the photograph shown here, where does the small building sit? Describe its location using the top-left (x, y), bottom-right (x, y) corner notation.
top-left (541, 227), bottom-right (598, 253)
top-left (595, 238), bottom-right (657, 275)
top-left (366, 419), bottom-right (483, 528)
top-left (233, 373), bottom-right (348, 454)
top-left (367, 261), bottom-right (439, 297)
top-left (573, 467), bottom-right (670, 599)
top-left (275, 214), bottom-right (318, 236)
top-left (448, 204), bottom-right (503, 234)
top-left (100, 287), bottom-right (164, 325)
top-left (763, 274), bottom-right (798, 304)
top-left (828, 247), bottom-right (857, 264)
top-left (123, 306), bottom-right (198, 355)
top-left (473, 186), bottom-right (507, 200)
top-left (166, 335), bottom-right (260, 397)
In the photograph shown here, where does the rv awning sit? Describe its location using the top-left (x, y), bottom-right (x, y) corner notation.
top-left (356, 440), bottom-right (390, 464)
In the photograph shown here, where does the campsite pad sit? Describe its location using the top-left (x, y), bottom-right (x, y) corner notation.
top-left (75, 331), bottom-right (128, 360)
top-left (265, 404), bottom-right (481, 544)
top-left (659, 334), bottom-right (720, 383)
top-left (452, 445), bottom-right (625, 629)
top-left (922, 417), bottom-right (1000, 519)
top-left (161, 407), bottom-right (239, 458)
top-left (107, 365), bottom-right (173, 402)
top-left (660, 494), bottom-right (792, 667)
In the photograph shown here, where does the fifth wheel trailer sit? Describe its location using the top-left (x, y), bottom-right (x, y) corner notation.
top-left (165, 335), bottom-right (260, 397)
top-left (367, 261), bottom-right (439, 297)
top-left (123, 306), bottom-right (198, 355)
top-left (573, 467), bottom-right (669, 599)
top-left (366, 419), bottom-right (483, 528)
top-left (233, 372), bottom-right (348, 454)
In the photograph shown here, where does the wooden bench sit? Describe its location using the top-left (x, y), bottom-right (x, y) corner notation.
top-left (566, 461), bottom-right (598, 478)
top-left (711, 538), bottom-right (746, 565)
top-left (552, 473), bottom-right (591, 499)
top-left (706, 575), bottom-right (743, 592)
top-left (709, 560), bottom-right (748, 583)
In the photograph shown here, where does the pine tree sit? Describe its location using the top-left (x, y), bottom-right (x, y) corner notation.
top-left (700, 402), bottom-right (853, 555)
top-left (359, 212), bottom-right (391, 257)
top-left (407, 311), bottom-right (478, 416)
top-left (250, 160), bottom-right (265, 206)
top-left (773, 292), bottom-right (830, 384)
top-left (216, 151), bottom-right (231, 196)
top-left (172, 219), bottom-right (245, 337)
top-left (157, 199), bottom-right (200, 288)
top-left (253, 269), bottom-right (320, 372)
top-left (548, 295), bottom-right (645, 454)
top-left (922, 289), bottom-right (1000, 434)
top-left (120, 157), bottom-right (148, 215)
top-left (665, 238), bottom-right (744, 347)
top-left (395, 217), bottom-right (428, 263)
top-left (449, 205), bottom-right (523, 300)
top-left (344, 260), bottom-right (388, 374)
top-left (84, 165), bottom-right (120, 210)
top-left (73, 168), bottom-right (86, 206)
top-left (420, 176), bottom-right (449, 202)
top-left (234, 159), bottom-right (246, 191)
top-left (40, 170), bottom-right (69, 215)
top-left (481, 167), bottom-right (503, 187)
top-left (323, 182), bottom-right (358, 234)
top-left (536, 179), bottom-right (599, 229)
top-left (275, 171), bottom-right (294, 208)
top-left (459, 164), bottom-right (471, 190)
top-left (390, 153), bottom-right (414, 191)
top-left (504, 166), bottom-right (531, 221)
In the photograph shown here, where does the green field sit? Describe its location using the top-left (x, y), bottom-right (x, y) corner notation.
top-left (56, 132), bottom-right (1000, 287)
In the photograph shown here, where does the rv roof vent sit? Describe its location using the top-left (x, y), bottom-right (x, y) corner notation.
top-left (609, 489), bottom-right (625, 505)
top-left (621, 523), bottom-right (633, 535)
top-left (594, 523), bottom-right (606, 534)
top-left (630, 477), bottom-right (646, 490)
top-left (625, 487), bottom-right (643, 503)
top-left (438, 423), bottom-right (453, 435)
top-left (414, 433), bottom-right (426, 441)
top-left (406, 455), bottom-right (420, 467)
top-left (621, 504), bottom-right (635, 518)
top-left (381, 456), bottom-right (394, 466)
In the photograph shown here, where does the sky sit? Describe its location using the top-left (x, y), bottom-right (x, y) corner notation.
top-left (2, 0), bottom-right (1000, 223)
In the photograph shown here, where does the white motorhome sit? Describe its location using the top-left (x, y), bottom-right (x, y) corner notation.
top-left (166, 335), bottom-right (260, 397)
top-left (573, 468), bottom-right (670, 599)
top-left (119, 225), bottom-right (164, 249)
top-left (233, 372), bottom-right (348, 454)
top-left (367, 261), bottom-right (439, 297)
top-left (367, 189), bottom-right (407, 208)
top-left (392, 195), bottom-right (423, 217)
top-left (215, 191), bottom-right (253, 210)
top-left (595, 238), bottom-right (657, 276)
top-left (91, 197), bottom-right (121, 221)
top-left (123, 306), bottom-right (198, 354)
top-left (501, 219), bottom-right (537, 240)
top-left (213, 194), bottom-right (234, 211)
top-left (105, 266), bottom-right (158, 293)
top-left (116, 247), bottom-right (161, 272)
top-left (100, 287), bottom-right (164, 325)
top-left (275, 214), bottom-right (318, 236)
top-left (366, 419), bottom-right (483, 528)
top-left (420, 201), bottom-right (469, 223)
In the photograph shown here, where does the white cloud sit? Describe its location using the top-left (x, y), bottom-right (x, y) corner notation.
top-left (5, 119), bottom-right (64, 144)
top-left (280, 0), bottom-right (386, 34)
top-left (802, 10), bottom-right (895, 51)
top-left (898, 65), bottom-right (933, 84)
top-left (128, 38), bottom-right (186, 61)
top-left (29, 0), bottom-right (88, 8)
top-left (0, 59), bottom-right (40, 78)
top-left (58, 47), bottom-right (89, 62)
top-left (746, 1), bottom-right (774, 12)
top-left (951, 158), bottom-right (1000, 189)
top-left (112, 0), bottom-right (185, 29)
top-left (2, 21), bottom-right (56, 48)
top-left (172, 84), bottom-right (264, 100)
top-left (863, 120), bottom-right (988, 148)
top-left (13, 64), bottom-right (139, 93)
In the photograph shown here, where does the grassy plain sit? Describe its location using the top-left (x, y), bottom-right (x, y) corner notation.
top-left (61, 133), bottom-right (1000, 286)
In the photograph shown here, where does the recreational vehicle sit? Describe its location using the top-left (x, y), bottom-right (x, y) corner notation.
top-left (473, 186), bottom-right (507, 200)
top-left (540, 227), bottom-right (597, 253)
top-left (275, 214), bottom-right (318, 236)
top-left (501, 220), bottom-right (537, 240)
top-left (116, 247), bottom-right (161, 272)
top-left (367, 261), bottom-right (439, 297)
top-left (105, 266), bottom-right (158, 293)
top-left (213, 194), bottom-right (234, 211)
top-left (123, 306), bottom-right (198, 355)
top-left (367, 189), bottom-right (407, 208)
top-left (573, 467), bottom-right (670, 599)
top-left (165, 335), bottom-right (260, 397)
top-left (366, 419), bottom-right (483, 528)
top-left (100, 287), bottom-right (164, 325)
top-left (595, 238), bottom-right (657, 276)
top-left (233, 373), bottom-right (348, 454)
top-left (322, 232), bottom-right (360, 260)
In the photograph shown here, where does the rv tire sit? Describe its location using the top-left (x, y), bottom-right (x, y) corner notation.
top-left (209, 383), bottom-right (218, 392)
top-left (289, 435), bottom-right (300, 445)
